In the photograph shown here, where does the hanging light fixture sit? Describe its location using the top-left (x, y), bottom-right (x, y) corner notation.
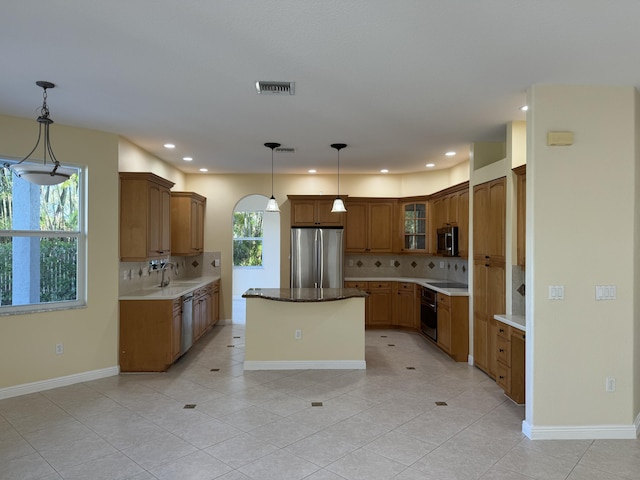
top-left (330, 143), bottom-right (347, 213)
top-left (264, 142), bottom-right (281, 212)
top-left (5, 81), bottom-right (75, 186)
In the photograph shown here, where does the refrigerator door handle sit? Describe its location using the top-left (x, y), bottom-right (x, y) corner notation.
top-left (317, 228), bottom-right (323, 288)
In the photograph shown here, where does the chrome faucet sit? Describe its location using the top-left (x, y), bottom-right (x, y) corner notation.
top-left (160, 262), bottom-right (174, 287)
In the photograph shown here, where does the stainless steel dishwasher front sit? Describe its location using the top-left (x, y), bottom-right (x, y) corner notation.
top-left (180, 293), bottom-right (194, 355)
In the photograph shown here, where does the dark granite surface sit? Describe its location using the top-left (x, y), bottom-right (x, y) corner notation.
top-left (242, 287), bottom-right (368, 302)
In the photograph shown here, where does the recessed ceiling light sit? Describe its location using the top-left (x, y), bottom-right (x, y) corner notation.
top-left (308, 169), bottom-right (317, 174)
top-left (426, 163), bottom-right (435, 168)
top-left (380, 169), bottom-right (389, 173)
top-left (164, 143), bottom-right (175, 149)
top-left (445, 151), bottom-right (456, 156)
top-left (199, 168), bottom-right (208, 172)
top-left (182, 157), bottom-right (193, 161)
top-left (520, 105), bottom-right (529, 111)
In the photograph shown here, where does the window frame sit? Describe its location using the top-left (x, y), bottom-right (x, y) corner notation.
top-left (232, 210), bottom-right (264, 268)
top-left (0, 163), bottom-right (86, 315)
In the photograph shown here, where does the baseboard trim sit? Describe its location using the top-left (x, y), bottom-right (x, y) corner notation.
top-left (467, 354), bottom-right (474, 366)
top-left (244, 360), bottom-right (366, 370)
top-left (522, 419), bottom-right (639, 440)
top-left (0, 366), bottom-right (120, 400)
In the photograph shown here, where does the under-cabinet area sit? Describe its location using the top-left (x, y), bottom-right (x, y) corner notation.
top-left (119, 278), bottom-right (220, 372)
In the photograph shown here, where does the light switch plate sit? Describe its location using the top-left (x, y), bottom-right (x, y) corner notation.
top-left (549, 285), bottom-right (565, 300)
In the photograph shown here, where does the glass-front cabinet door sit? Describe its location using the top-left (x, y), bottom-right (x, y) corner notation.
top-left (403, 202), bottom-right (427, 252)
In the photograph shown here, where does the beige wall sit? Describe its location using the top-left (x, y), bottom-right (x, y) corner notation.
top-left (526, 85), bottom-right (639, 433)
top-left (0, 114), bottom-right (119, 390)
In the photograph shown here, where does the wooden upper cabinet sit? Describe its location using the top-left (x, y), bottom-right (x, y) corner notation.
top-left (428, 182), bottom-right (469, 257)
top-left (345, 200), bottom-right (395, 253)
top-left (289, 196), bottom-right (344, 226)
top-left (401, 201), bottom-right (428, 253)
top-left (473, 177), bottom-right (506, 261)
top-left (171, 192), bottom-right (206, 256)
top-left (120, 172), bottom-right (175, 261)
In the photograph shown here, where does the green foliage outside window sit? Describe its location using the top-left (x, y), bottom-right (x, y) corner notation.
top-left (233, 211), bottom-right (263, 267)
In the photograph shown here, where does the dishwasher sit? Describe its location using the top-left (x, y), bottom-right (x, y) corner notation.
top-left (180, 293), bottom-right (194, 355)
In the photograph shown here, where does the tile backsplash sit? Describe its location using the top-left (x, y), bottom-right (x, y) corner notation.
top-left (345, 254), bottom-right (468, 285)
top-left (119, 251), bottom-right (222, 295)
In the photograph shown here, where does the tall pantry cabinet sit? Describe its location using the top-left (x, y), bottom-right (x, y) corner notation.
top-left (472, 177), bottom-right (506, 377)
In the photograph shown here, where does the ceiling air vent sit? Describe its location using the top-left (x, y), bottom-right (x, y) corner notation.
top-left (275, 147), bottom-right (295, 153)
top-left (256, 81), bottom-right (295, 95)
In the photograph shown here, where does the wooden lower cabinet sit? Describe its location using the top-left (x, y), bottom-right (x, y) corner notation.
top-left (393, 282), bottom-right (418, 329)
top-left (345, 280), bottom-right (468, 362)
top-left (473, 260), bottom-right (505, 377)
top-left (120, 280), bottom-right (220, 373)
top-left (120, 298), bottom-right (183, 372)
top-left (437, 293), bottom-right (469, 362)
top-left (495, 320), bottom-right (525, 404)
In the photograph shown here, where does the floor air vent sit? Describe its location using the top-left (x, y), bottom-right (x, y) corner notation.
top-left (256, 81), bottom-right (295, 95)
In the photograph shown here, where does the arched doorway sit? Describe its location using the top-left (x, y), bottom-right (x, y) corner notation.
top-left (231, 194), bottom-right (280, 323)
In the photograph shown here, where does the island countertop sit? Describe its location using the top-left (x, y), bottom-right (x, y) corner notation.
top-left (242, 287), bottom-right (368, 302)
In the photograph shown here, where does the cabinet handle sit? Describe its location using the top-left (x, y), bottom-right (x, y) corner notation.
top-left (499, 375), bottom-right (505, 379)
top-left (485, 255), bottom-right (490, 259)
top-left (499, 348), bottom-right (504, 353)
top-left (499, 328), bottom-right (505, 333)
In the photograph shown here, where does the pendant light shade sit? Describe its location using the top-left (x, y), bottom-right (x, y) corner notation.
top-left (5, 81), bottom-right (74, 186)
top-left (264, 142), bottom-right (281, 212)
top-left (330, 143), bottom-right (347, 213)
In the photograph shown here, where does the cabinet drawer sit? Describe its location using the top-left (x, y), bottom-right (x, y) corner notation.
top-left (369, 281), bottom-right (391, 290)
top-left (496, 335), bottom-right (511, 367)
top-left (496, 322), bottom-right (510, 339)
top-left (495, 362), bottom-right (510, 391)
top-left (172, 298), bottom-right (182, 313)
top-left (397, 282), bottom-right (414, 291)
top-left (345, 281), bottom-right (368, 289)
top-left (436, 292), bottom-right (450, 306)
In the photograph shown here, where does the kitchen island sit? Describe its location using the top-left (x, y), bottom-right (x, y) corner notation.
top-left (242, 288), bottom-right (367, 370)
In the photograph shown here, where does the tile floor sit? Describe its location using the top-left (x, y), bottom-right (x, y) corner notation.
top-left (1, 324), bottom-right (638, 480)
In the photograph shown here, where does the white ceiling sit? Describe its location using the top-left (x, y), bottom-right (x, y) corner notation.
top-left (2, 1), bottom-right (640, 175)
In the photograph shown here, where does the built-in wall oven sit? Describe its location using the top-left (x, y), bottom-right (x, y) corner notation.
top-left (420, 287), bottom-right (438, 341)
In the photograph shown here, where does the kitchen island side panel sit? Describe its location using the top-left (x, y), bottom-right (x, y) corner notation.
top-left (244, 297), bottom-right (365, 367)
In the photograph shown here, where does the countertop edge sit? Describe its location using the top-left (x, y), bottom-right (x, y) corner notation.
top-left (345, 276), bottom-right (469, 296)
top-left (494, 314), bottom-right (526, 331)
top-left (119, 275), bottom-right (221, 300)
top-left (243, 287), bottom-right (368, 302)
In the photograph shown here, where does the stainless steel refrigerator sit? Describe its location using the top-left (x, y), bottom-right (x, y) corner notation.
top-left (291, 227), bottom-right (344, 288)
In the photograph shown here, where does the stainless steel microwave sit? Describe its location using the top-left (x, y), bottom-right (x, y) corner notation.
top-left (437, 226), bottom-right (459, 257)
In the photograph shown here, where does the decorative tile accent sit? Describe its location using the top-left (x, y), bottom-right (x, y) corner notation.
top-left (375, 261), bottom-right (382, 267)
top-left (462, 265), bottom-right (466, 273)
top-left (138, 268), bottom-right (143, 277)
top-left (411, 261), bottom-right (418, 268)
top-left (210, 260), bottom-right (216, 267)
top-left (517, 283), bottom-right (526, 296)
top-left (394, 260), bottom-right (400, 267)
top-left (454, 264), bottom-right (458, 271)
top-left (192, 260), bottom-right (199, 268)
top-left (356, 260), bottom-right (363, 267)
top-left (428, 261), bottom-right (435, 269)
top-left (447, 263), bottom-right (451, 269)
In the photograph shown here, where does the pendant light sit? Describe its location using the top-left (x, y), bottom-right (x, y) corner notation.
top-left (264, 142), bottom-right (281, 212)
top-left (6, 81), bottom-right (75, 186)
top-left (330, 143), bottom-right (347, 213)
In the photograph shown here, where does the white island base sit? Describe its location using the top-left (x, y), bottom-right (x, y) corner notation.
top-left (243, 289), bottom-right (366, 370)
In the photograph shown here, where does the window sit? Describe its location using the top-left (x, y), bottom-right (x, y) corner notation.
top-left (0, 162), bottom-right (85, 313)
top-left (233, 211), bottom-right (263, 267)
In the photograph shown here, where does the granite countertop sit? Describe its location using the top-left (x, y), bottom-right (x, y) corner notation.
top-left (494, 314), bottom-right (526, 331)
top-left (119, 275), bottom-right (220, 300)
top-left (345, 276), bottom-right (469, 296)
top-left (243, 287), bottom-right (368, 302)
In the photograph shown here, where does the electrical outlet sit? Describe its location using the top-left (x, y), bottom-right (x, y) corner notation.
top-left (389, 260), bottom-right (394, 267)
top-left (295, 329), bottom-right (302, 340)
top-left (439, 261), bottom-right (445, 269)
top-left (606, 376), bottom-right (615, 392)
top-left (55, 343), bottom-right (64, 355)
